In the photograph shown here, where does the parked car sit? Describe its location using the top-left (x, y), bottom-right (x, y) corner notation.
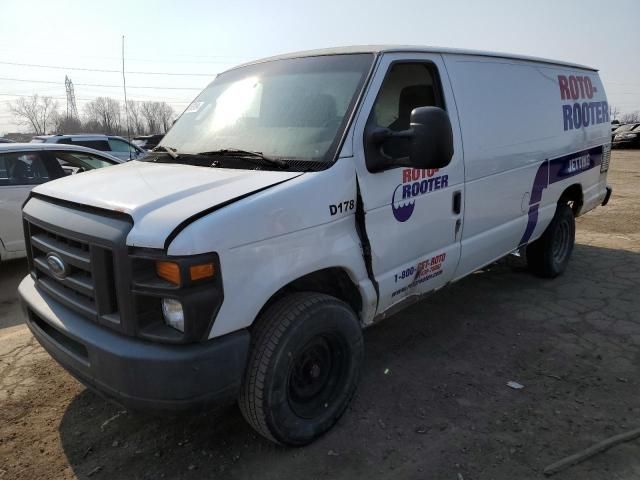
top-left (612, 123), bottom-right (640, 148)
top-left (19, 46), bottom-right (612, 446)
top-left (0, 143), bottom-right (122, 261)
top-left (0, 137), bottom-right (15, 143)
top-left (133, 134), bottom-right (164, 151)
top-left (611, 120), bottom-right (621, 135)
top-left (30, 134), bottom-right (146, 161)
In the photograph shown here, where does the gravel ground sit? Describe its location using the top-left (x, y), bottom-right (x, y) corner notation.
top-left (0, 150), bottom-right (639, 480)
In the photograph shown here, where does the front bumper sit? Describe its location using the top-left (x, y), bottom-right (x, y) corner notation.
top-left (19, 275), bottom-right (249, 411)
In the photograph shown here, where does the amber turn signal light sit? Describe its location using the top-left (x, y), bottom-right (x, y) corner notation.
top-left (189, 263), bottom-right (215, 281)
top-left (156, 261), bottom-right (181, 285)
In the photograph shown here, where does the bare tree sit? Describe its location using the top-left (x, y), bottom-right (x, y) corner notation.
top-left (82, 119), bottom-right (103, 134)
top-left (620, 111), bottom-right (640, 124)
top-left (84, 97), bottom-right (122, 134)
top-left (141, 101), bottom-right (175, 134)
top-left (11, 94), bottom-right (176, 136)
top-left (126, 100), bottom-right (146, 135)
top-left (105, 98), bottom-right (122, 133)
top-left (84, 98), bottom-right (103, 130)
top-left (158, 103), bottom-right (175, 133)
top-left (10, 94), bottom-right (59, 134)
top-left (609, 105), bottom-right (620, 122)
top-left (55, 115), bottom-right (82, 134)
top-left (140, 101), bottom-right (161, 134)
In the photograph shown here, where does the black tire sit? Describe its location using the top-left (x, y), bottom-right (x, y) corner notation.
top-left (239, 292), bottom-right (363, 446)
top-left (526, 202), bottom-right (575, 278)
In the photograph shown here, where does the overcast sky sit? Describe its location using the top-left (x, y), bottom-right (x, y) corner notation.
top-left (1, 0), bottom-right (638, 134)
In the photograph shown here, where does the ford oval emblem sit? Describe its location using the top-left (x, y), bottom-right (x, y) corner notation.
top-left (46, 252), bottom-right (69, 279)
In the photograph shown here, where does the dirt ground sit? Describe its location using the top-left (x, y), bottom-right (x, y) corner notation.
top-left (1, 150), bottom-right (639, 480)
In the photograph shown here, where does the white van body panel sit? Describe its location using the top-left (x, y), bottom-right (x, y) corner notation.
top-left (33, 160), bottom-right (301, 249)
top-left (441, 54), bottom-right (610, 278)
top-left (167, 159), bottom-right (377, 337)
top-left (348, 52), bottom-right (466, 314)
top-left (582, 170), bottom-right (609, 214)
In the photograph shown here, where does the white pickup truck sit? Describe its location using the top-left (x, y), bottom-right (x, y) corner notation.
top-left (19, 46), bottom-right (612, 446)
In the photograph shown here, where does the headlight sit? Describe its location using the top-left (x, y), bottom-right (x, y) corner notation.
top-left (162, 298), bottom-right (185, 332)
top-left (131, 252), bottom-right (222, 343)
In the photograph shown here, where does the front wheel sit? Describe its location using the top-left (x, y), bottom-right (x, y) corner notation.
top-left (239, 292), bottom-right (363, 446)
top-left (526, 202), bottom-right (575, 278)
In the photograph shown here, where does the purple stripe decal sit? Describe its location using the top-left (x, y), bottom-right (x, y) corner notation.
top-left (530, 160), bottom-right (549, 205)
top-left (519, 205), bottom-right (540, 247)
top-left (518, 146), bottom-right (603, 247)
top-left (548, 147), bottom-right (602, 185)
top-left (519, 160), bottom-right (548, 247)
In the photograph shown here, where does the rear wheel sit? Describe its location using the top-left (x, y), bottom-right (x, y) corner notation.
top-left (526, 203), bottom-right (575, 278)
top-left (239, 292), bottom-right (363, 446)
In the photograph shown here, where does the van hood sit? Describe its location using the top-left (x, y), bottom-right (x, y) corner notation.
top-left (33, 160), bottom-right (302, 248)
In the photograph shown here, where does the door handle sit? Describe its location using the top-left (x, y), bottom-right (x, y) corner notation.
top-left (452, 191), bottom-right (462, 215)
top-left (455, 218), bottom-right (462, 239)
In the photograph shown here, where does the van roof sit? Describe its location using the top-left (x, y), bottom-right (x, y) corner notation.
top-left (233, 45), bottom-right (597, 72)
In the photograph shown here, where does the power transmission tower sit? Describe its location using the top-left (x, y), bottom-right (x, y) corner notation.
top-left (65, 75), bottom-right (79, 119)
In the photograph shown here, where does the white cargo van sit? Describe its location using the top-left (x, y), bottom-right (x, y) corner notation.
top-left (19, 46), bottom-right (612, 445)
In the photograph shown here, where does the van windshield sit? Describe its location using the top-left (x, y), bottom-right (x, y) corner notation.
top-left (159, 54), bottom-right (373, 165)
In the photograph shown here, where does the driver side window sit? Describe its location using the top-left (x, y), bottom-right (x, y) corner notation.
top-left (368, 62), bottom-right (443, 158)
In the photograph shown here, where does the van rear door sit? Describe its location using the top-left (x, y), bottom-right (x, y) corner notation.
top-left (351, 52), bottom-right (465, 314)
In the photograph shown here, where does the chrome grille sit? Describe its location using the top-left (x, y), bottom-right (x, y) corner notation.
top-left (23, 196), bottom-right (133, 335)
top-left (26, 221), bottom-right (119, 325)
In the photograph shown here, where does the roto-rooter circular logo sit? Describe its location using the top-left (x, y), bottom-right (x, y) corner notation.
top-left (391, 168), bottom-right (449, 222)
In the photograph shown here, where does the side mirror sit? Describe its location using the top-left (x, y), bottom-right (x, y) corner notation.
top-left (364, 106), bottom-right (454, 172)
top-left (408, 107), bottom-right (454, 169)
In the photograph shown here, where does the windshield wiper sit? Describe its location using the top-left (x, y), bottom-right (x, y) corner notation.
top-left (151, 145), bottom-right (179, 160)
top-left (195, 149), bottom-right (288, 169)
